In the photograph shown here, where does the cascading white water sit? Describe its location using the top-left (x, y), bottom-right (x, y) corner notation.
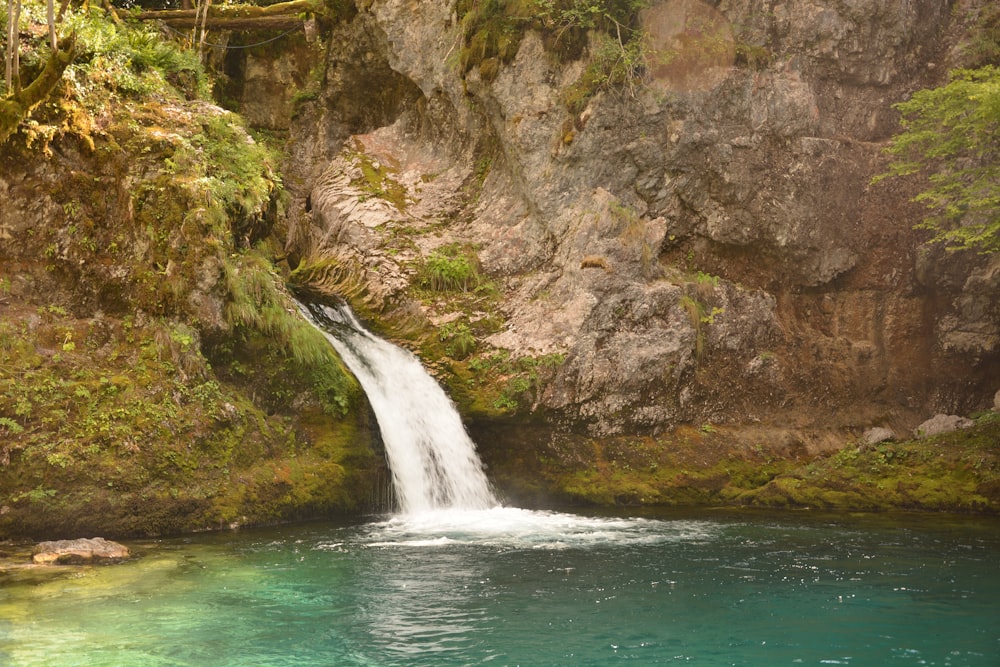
top-left (301, 301), bottom-right (498, 515)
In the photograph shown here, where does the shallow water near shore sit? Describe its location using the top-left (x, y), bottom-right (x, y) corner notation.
top-left (1, 507), bottom-right (998, 666)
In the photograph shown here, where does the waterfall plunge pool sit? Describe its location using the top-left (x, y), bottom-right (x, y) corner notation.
top-left (2, 507), bottom-right (998, 666)
top-left (11, 302), bottom-right (985, 665)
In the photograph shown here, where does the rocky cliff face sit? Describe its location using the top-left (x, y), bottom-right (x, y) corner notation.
top-left (269, 0), bottom-right (997, 467)
top-left (1, 1), bottom-right (995, 536)
top-left (0, 0), bottom-right (997, 531)
top-left (262, 0), bottom-right (1000, 486)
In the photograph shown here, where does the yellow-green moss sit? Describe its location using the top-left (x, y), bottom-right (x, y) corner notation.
top-left (0, 297), bottom-right (376, 538)
top-left (346, 148), bottom-right (409, 210)
top-left (492, 420), bottom-right (1000, 513)
top-left (0, 6), bottom-right (377, 539)
top-left (738, 420), bottom-right (1000, 512)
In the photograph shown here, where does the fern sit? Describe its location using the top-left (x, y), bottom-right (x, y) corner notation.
top-left (0, 417), bottom-right (25, 434)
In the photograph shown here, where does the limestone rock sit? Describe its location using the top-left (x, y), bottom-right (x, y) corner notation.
top-left (286, 0), bottom-right (999, 440)
top-left (236, 49), bottom-right (311, 131)
top-left (914, 414), bottom-right (974, 439)
top-left (862, 427), bottom-right (895, 446)
top-left (929, 252), bottom-right (1000, 356)
top-left (994, 389), bottom-right (1000, 412)
top-left (32, 537), bottom-right (130, 564)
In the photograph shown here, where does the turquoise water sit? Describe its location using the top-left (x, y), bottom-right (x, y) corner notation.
top-left (1, 508), bottom-right (997, 666)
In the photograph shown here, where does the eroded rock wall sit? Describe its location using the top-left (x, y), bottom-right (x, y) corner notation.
top-left (283, 0), bottom-right (999, 454)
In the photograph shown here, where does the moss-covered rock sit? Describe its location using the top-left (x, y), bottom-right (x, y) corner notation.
top-left (0, 300), bottom-right (381, 538)
top-left (0, 5), bottom-right (381, 539)
top-left (737, 416), bottom-right (1000, 513)
top-left (472, 417), bottom-right (1000, 514)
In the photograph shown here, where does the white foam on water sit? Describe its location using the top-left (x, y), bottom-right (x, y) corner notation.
top-left (300, 301), bottom-right (719, 551)
top-left (358, 506), bottom-right (719, 550)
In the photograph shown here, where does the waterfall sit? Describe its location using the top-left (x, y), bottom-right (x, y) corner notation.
top-left (300, 301), bottom-right (498, 515)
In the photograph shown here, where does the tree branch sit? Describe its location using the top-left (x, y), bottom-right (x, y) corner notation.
top-left (0, 34), bottom-right (76, 146)
top-left (155, 15), bottom-right (306, 31)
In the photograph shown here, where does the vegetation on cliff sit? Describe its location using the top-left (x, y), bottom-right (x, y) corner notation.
top-left (878, 65), bottom-right (1000, 253)
top-left (0, 2), bottom-right (377, 538)
top-left (878, 6), bottom-right (1000, 253)
top-left (457, 0), bottom-right (648, 109)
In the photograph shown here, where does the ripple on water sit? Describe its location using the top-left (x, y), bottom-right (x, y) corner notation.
top-left (2, 511), bottom-right (998, 667)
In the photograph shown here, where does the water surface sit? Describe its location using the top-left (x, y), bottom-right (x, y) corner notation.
top-left (2, 508), bottom-right (997, 666)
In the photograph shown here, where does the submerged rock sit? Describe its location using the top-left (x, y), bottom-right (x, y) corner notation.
top-left (914, 414), bottom-right (975, 439)
top-left (32, 537), bottom-right (130, 564)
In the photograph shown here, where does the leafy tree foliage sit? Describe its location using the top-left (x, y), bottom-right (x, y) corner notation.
top-left (878, 66), bottom-right (1000, 253)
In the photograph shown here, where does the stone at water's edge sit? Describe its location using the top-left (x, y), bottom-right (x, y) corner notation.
top-left (32, 537), bottom-right (130, 564)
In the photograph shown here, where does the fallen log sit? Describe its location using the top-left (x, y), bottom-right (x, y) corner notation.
top-left (156, 15), bottom-right (305, 30)
top-left (136, 0), bottom-right (320, 21)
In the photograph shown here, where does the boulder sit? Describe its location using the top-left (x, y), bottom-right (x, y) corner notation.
top-left (994, 389), bottom-right (1000, 412)
top-left (32, 537), bottom-right (130, 564)
top-left (914, 414), bottom-right (975, 439)
top-left (861, 427), bottom-right (895, 446)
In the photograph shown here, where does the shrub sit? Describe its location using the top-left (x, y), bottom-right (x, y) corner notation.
top-left (439, 321), bottom-right (477, 360)
top-left (421, 245), bottom-right (481, 292)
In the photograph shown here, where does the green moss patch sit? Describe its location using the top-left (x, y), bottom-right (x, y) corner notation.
top-left (740, 417), bottom-right (1000, 513)
top-left (0, 6), bottom-right (378, 539)
top-left (537, 429), bottom-right (793, 506)
top-left (494, 418), bottom-right (1000, 514)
